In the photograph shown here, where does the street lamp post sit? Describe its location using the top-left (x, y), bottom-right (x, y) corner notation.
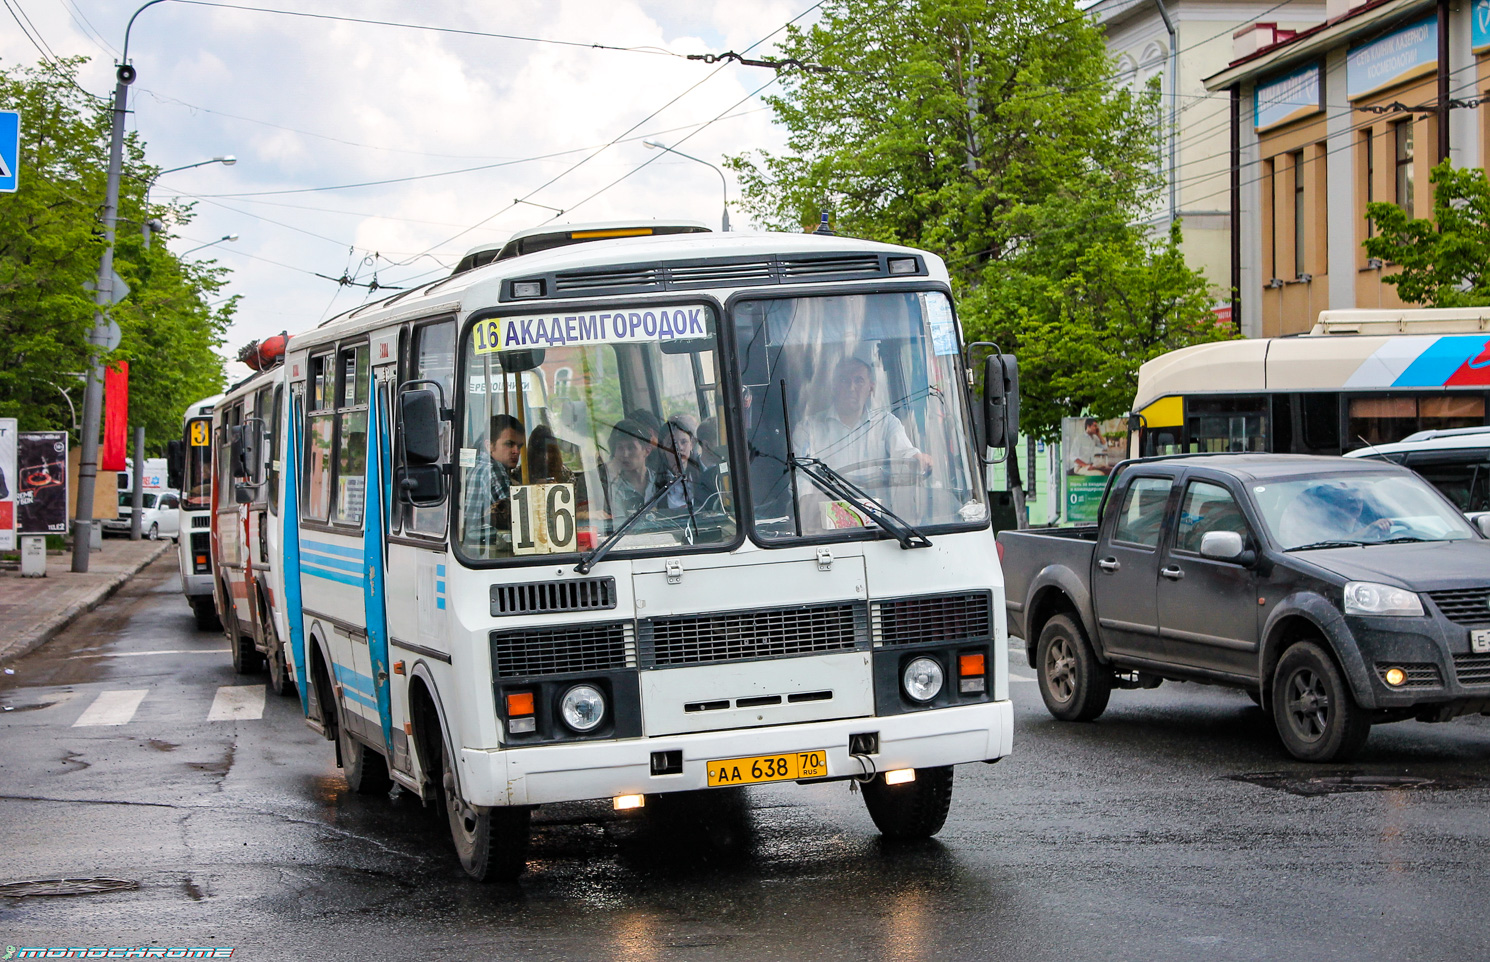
top-left (72, 0), bottom-right (172, 573)
top-left (142, 155), bottom-right (236, 248)
top-left (180, 233), bottom-right (239, 257)
top-left (643, 141), bottom-right (730, 232)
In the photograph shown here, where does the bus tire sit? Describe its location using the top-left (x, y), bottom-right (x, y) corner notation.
top-left (338, 713), bottom-right (391, 795)
top-left (231, 632), bottom-right (262, 674)
top-left (189, 596), bottom-right (221, 632)
top-left (1272, 641), bottom-right (1371, 763)
top-left (861, 766), bottom-right (954, 840)
top-left (266, 640), bottom-right (294, 697)
top-left (443, 740), bottom-right (528, 881)
top-left (1037, 614), bottom-right (1112, 722)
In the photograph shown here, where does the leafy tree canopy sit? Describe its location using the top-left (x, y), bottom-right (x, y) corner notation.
top-left (0, 57), bottom-right (232, 454)
top-left (729, 0), bottom-right (1233, 439)
top-left (1365, 159), bottom-right (1490, 307)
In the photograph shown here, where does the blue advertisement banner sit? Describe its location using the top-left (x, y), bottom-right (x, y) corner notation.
top-left (1347, 16), bottom-right (1437, 100)
top-left (1474, 0), bottom-right (1490, 52)
top-left (1254, 63), bottom-right (1323, 131)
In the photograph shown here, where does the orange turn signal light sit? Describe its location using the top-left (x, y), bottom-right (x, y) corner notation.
top-left (506, 692), bottom-right (535, 716)
top-left (959, 653), bottom-right (986, 677)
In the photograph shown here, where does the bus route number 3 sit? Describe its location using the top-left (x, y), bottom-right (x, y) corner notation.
top-left (511, 483), bottom-right (577, 555)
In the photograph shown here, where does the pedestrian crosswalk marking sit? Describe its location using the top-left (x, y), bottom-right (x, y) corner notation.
top-left (72, 689), bottom-right (148, 727)
top-left (207, 685), bottom-right (266, 721)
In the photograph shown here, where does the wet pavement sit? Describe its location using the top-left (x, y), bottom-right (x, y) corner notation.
top-left (1, 554), bottom-right (1487, 961)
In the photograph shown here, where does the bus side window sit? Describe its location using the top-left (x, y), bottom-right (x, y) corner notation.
top-left (304, 354), bottom-right (335, 523)
top-left (404, 320), bottom-right (455, 537)
top-left (269, 385), bottom-right (283, 515)
top-left (332, 344), bottom-right (371, 526)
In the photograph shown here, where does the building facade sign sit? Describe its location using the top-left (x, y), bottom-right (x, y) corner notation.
top-left (1473, 0), bottom-right (1490, 52)
top-left (1347, 16), bottom-right (1438, 99)
top-left (1254, 62), bottom-right (1323, 131)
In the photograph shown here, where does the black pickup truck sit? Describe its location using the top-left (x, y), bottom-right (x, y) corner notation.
top-left (997, 454), bottom-right (1490, 761)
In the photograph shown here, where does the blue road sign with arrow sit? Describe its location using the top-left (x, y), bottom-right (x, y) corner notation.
top-left (0, 110), bottom-right (18, 192)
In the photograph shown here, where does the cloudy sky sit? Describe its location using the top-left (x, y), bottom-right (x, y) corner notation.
top-left (2, 0), bottom-right (812, 373)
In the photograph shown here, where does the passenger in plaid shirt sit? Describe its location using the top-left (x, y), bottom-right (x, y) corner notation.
top-left (462, 413), bottom-right (525, 546)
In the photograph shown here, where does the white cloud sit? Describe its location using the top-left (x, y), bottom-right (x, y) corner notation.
top-left (2, 0), bottom-right (807, 360)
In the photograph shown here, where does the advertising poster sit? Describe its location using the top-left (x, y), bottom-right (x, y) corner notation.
top-left (17, 431), bottom-right (69, 536)
top-left (0, 418), bottom-right (14, 549)
top-left (1063, 417), bottom-right (1127, 524)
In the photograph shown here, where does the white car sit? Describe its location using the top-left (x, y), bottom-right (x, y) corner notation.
top-left (104, 489), bottom-right (182, 541)
top-left (1346, 426), bottom-right (1490, 532)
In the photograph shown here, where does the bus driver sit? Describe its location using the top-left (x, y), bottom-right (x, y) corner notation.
top-left (796, 353), bottom-right (932, 476)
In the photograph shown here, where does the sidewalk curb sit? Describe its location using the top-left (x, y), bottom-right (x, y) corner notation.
top-left (0, 543), bottom-right (172, 666)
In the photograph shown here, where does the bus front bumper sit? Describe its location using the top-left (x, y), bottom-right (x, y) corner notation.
top-left (459, 699), bottom-right (1013, 808)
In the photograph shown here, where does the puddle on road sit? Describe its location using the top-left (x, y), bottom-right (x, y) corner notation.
top-left (1233, 771), bottom-right (1485, 796)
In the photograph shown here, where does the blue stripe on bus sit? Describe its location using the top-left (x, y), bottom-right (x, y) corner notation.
top-left (436, 564), bottom-right (445, 576)
top-left (299, 550), bottom-right (364, 574)
top-left (1394, 335), bottom-right (1490, 386)
top-left (436, 598), bottom-right (446, 610)
top-left (340, 686), bottom-right (378, 711)
top-left (302, 539), bottom-right (363, 559)
top-left (436, 580), bottom-right (445, 593)
top-left (334, 663), bottom-right (375, 696)
top-left (302, 563), bottom-right (364, 587)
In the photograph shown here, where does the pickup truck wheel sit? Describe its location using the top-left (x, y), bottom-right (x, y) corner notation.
top-left (1271, 641), bottom-right (1371, 762)
top-left (1037, 614), bottom-right (1112, 722)
top-left (860, 766), bottom-right (954, 840)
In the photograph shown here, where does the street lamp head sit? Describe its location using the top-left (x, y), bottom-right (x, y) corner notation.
top-left (225, 233), bottom-right (239, 242)
top-left (215, 155), bottom-right (237, 166)
top-left (643, 141), bottom-right (664, 150)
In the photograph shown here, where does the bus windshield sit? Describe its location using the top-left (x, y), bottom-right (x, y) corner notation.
top-left (183, 420), bottom-right (213, 511)
top-left (732, 291), bottom-right (986, 543)
top-left (1253, 472), bottom-right (1477, 550)
top-left (456, 304), bottom-right (736, 562)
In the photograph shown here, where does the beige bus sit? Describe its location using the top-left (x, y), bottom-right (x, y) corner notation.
top-left (1131, 309), bottom-right (1490, 458)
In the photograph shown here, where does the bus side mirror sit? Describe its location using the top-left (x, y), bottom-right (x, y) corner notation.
top-left (982, 354), bottom-right (1019, 451)
top-left (166, 439), bottom-right (183, 490)
top-left (229, 426), bottom-right (249, 479)
top-left (399, 389), bottom-right (442, 465)
top-left (397, 464), bottom-right (445, 506)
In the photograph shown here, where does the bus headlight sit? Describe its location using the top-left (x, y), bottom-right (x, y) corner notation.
top-left (559, 684), bottom-right (606, 732)
top-left (902, 657), bottom-right (944, 702)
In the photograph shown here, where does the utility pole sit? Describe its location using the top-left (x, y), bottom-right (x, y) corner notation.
top-left (72, 0), bottom-right (168, 573)
top-left (72, 65), bottom-right (134, 572)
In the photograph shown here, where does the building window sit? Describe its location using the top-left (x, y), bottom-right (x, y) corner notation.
top-left (1293, 150), bottom-right (1306, 278)
top-left (1394, 119), bottom-right (1414, 213)
top-left (1363, 128), bottom-right (1375, 237)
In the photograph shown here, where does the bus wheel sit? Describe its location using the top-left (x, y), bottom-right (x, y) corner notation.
top-left (442, 740), bottom-right (528, 881)
top-left (231, 633), bottom-right (263, 674)
top-left (860, 766), bottom-right (954, 840)
top-left (338, 713), bottom-right (391, 795)
top-left (267, 643), bottom-right (294, 697)
top-left (189, 596), bottom-right (221, 632)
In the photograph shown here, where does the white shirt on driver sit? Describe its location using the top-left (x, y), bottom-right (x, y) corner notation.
top-left (796, 409), bottom-right (920, 471)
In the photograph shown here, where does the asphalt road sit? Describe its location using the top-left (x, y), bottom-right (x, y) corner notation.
top-left (1, 554), bottom-right (1487, 961)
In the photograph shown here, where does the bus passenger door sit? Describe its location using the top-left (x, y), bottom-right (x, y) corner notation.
top-left (385, 319), bottom-right (456, 780)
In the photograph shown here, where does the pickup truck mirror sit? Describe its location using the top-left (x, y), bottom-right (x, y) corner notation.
top-left (1200, 530), bottom-right (1247, 562)
top-left (1476, 515), bottom-right (1490, 539)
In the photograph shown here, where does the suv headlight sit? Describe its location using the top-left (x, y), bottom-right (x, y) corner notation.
top-left (1344, 581), bottom-right (1423, 617)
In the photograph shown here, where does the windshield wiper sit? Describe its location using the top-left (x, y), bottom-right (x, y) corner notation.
top-left (1375, 536), bottom-right (1429, 544)
top-left (787, 455), bottom-right (932, 549)
top-left (574, 475), bottom-right (683, 574)
top-left (1285, 540), bottom-right (1365, 552)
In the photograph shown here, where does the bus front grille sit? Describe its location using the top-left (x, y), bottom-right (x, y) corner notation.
top-left (490, 622), bottom-right (635, 678)
top-left (870, 591), bottom-right (993, 647)
top-left (491, 577), bottom-right (616, 617)
top-left (639, 602), bottom-right (866, 667)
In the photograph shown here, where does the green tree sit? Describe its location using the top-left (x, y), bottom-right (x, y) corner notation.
top-left (729, 0), bottom-right (1231, 439)
top-left (1364, 159), bottom-right (1490, 307)
top-left (0, 57), bottom-right (231, 452)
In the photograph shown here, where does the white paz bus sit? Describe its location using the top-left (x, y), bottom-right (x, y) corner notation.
top-left (233, 225), bottom-right (1015, 880)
